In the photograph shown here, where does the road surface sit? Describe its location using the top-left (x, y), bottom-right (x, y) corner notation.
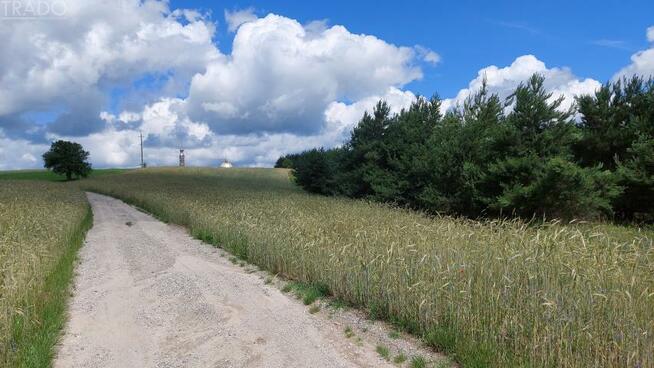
top-left (55, 192), bottom-right (392, 368)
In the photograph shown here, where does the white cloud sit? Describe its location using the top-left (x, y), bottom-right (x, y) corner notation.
top-left (325, 87), bottom-right (416, 133)
top-left (186, 14), bottom-right (422, 135)
top-left (1, 4), bottom-right (432, 169)
top-left (10, 2), bottom-right (636, 170)
top-left (613, 26), bottom-right (654, 80)
top-left (0, 0), bottom-right (220, 122)
top-left (441, 55), bottom-right (601, 113)
top-left (224, 7), bottom-right (258, 32)
top-left (415, 45), bottom-right (441, 65)
top-left (0, 134), bottom-right (48, 170)
top-left (140, 98), bottom-right (211, 144)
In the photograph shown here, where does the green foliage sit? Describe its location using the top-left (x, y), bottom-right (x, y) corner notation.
top-left (420, 82), bottom-right (504, 216)
top-left (281, 73), bottom-right (653, 222)
top-left (576, 77), bottom-right (654, 220)
top-left (486, 156), bottom-right (620, 219)
top-left (0, 168), bottom-right (129, 182)
top-left (274, 153), bottom-right (301, 169)
top-left (575, 77), bottom-right (654, 170)
top-left (393, 352), bottom-right (407, 364)
top-left (616, 135), bottom-right (654, 221)
top-left (376, 345), bottom-right (390, 360)
top-left (42, 140), bottom-right (92, 180)
top-left (291, 148), bottom-right (337, 195)
top-left (340, 101), bottom-right (395, 198)
top-left (284, 281), bottom-right (330, 305)
top-left (409, 355), bottom-right (427, 368)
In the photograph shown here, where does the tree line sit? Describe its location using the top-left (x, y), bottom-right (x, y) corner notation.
top-left (276, 74), bottom-right (654, 222)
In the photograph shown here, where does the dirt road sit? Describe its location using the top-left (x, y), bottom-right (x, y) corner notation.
top-left (55, 193), bottom-right (393, 368)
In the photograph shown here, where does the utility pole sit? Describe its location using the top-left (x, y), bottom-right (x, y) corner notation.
top-left (139, 131), bottom-right (144, 168)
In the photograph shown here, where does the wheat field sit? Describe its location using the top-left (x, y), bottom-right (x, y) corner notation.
top-left (0, 181), bottom-right (90, 366)
top-left (81, 167), bottom-right (654, 367)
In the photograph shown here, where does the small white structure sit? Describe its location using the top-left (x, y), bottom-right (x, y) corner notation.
top-left (179, 149), bottom-right (185, 167)
top-left (220, 159), bottom-right (233, 168)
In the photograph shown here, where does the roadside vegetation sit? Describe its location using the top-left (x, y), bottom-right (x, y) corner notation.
top-left (82, 168), bottom-right (654, 367)
top-left (0, 168), bottom-right (130, 182)
top-left (279, 75), bottom-right (654, 223)
top-left (0, 181), bottom-right (91, 366)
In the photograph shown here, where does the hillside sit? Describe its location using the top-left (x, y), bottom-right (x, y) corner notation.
top-left (80, 167), bottom-right (654, 367)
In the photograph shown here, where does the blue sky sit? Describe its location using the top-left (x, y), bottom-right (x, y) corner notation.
top-left (174, 0), bottom-right (654, 97)
top-left (1, 1), bottom-right (653, 169)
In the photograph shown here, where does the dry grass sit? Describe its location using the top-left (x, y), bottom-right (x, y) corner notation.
top-left (0, 181), bottom-right (90, 365)
top-left (83, 167), bottom-right (654, 367)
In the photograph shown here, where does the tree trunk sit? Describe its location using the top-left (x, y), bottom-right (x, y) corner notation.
top-left (66, 172), bottom-right (72, 181)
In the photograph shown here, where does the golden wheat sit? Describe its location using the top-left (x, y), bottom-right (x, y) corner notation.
top-left (83, 167), bottom-right (654, 367)
top-left (0, 180), bottom-right (89, 364)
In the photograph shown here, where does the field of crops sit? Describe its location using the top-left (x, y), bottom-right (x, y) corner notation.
top-left (82, 167), bottom-right (654, 367)
top-left (0, 181), bottom-right (90, 366)
top-left (0, 168), bottom-right (131, 182)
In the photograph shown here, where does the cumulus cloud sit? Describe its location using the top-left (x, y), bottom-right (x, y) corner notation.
top-left (8, 1), bottom-right (644, 170)
top-left (78, 87), bottom-right (416, 169)
top-left (325, 87), bottom-right (416, 134)
top-left (0, 0), bottom-right (220, 139)
top-left (1, 2), bottom-right (435, 169)
top-left (224, 7), bottom-right (258, 32)
top-left (185, 14), bottom-right (423, 135)
top-left (613, 25), bottom-right (654, 80)
top-left (441, 55), bottom-right (601, 112)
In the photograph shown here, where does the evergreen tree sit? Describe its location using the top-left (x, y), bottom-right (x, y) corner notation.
top-left (420, 81), bottom-right (507, 216)
top-left (615, 135), bottom-right (654, 221)
top-left (485, 75), bottom-right (618, 219)
top-left (384, 96), bottom-right (442, 207)
top-left (575, 77), bottom-right (654, 170)
top-left (291, 148), bottom-right (335, 195)
top-left (277, 73), bottom-right (644, 222)
top-left (340, 101), bottom-right (394, 198)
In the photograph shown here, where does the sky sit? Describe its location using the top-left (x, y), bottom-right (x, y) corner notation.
top-left (0, 0), bottom-right (653, 169)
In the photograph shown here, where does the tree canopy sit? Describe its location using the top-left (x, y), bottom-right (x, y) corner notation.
top-left (42, 140), bottom-right (92, 180)
top-left (278, 74), bottom-right (654, 222)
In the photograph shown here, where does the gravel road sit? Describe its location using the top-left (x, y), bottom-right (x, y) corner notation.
top-left (55, 193), bottom-right (394, 368)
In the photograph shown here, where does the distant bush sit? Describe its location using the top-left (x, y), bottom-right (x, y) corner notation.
top-left (291, 148), bottom-right (337, 195)
top-left (274, 153), bottom-right (301, 169)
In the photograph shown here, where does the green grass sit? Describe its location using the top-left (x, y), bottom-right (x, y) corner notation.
top-left (308, 305), bottom-right (321, 314)
top-left (376, 345), bottom-right (391, 360)
top-left (10, 210), bottom-right (92, 367)
top-left (393, 352), bottom-right (407, 364)
top-left (327, 298), bottom-right (349, 310)
top-left (0, 168), bottom-right (131, 182)
top-left (284, 281), bottom-right (330, 305)
top-left (410, 355), bottom-right (427, 368)
top-left (0, 181), bottom-right (91, 366)
top-left (80, 167), bottom-right (654, 367)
